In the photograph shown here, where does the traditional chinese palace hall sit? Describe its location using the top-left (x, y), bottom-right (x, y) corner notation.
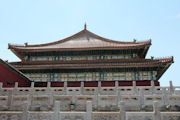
top-left (0, 26), bottom-right (173, 87)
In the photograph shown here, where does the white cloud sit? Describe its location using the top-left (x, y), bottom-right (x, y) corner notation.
top-left (168, 14), bottom-right (180, 19)
top-left (175, 14), bottom-right (180, 19)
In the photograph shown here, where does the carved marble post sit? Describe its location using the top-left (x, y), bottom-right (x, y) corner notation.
top-left (98, 81), bottom-right (101, 94)
top-left (94, 91), bottom-right (98, 110)
top-left (162, 88), bottom-right (168, 105)
top-left (46, 82), bottom-right (51, 93)
top-left (119, 89), bottom-right (122, 101)
top-left (115, 81), bottom-right (118, 92)
top-left (0, 82), bottom-right (2, 89)
top-left (116, 89), bottom-right (119, 106)
top-left (31, 82), bottom-right (34, 88)
top-left (53, 101), bottom-right (60, 120)
top-left (47, 82), bottom-right (53, 105)
top-left (153, 101), bottom-right (161, 120)
top-left (151, 80), bottom-right (155, 94)
top-left (86, 101), bottom-right (92, 120)
top-left (139, 88), bottom-right (144, 107)
top-left (115, 81), bottom-right (119, 106)
top-left (81, 81), bottom-right (84, 95)
top-left (169, 81), bottom-right (174, 95)
top-left (64, 81), bottom-right (67, 95)
top-left (31, 82), bottom-right (34, 94)
top-left (133, 81), bottom-right (137, 94)
top-left (15, 82), bottom-right (18, 88)
top-left (28, 94), bottom-right (33, 106)
top-left (96, 93), bottom-right (100, 110)
top-left (119, 101), bottom-right (126, 120)
top-left (72, 90), bottom-right (76, 105)
top-left (14, 82), bottom-right (18, 94)
top-left (7, 90), bottom-right (13, 108)
top-left (47, 82), bottom-right (51, 89)
top-left (49, 93), bottom-right (54, 106)
top-left (21, 102), bottom-right (29, 120)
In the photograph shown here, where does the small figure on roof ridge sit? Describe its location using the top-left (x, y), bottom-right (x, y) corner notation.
top-left (84, 23), bottom-right (87, 30)
top-left (133, 39), bottom-right (136, 43)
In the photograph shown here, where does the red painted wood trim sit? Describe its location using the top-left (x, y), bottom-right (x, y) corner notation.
top-left (34, 82), bottom-right (47, 87)
top-left (67, 82), bottom-right (81, 87)
top-left (118, 81), bottom-right (132, 86)
top-left (101, 81), bottom-right (115, 87)
top-left (84, 81), bottom-right (98, 87)
top-left (51, 82), bottom-right (64, 87)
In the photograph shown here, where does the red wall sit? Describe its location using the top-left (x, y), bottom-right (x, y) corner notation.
top-left (136, 80), bottom-right (159, 86)
top-left (34, 82), bottom-right (47, 87)
top-left (84, 81), bottom-right (98, 87)
top-left (101, 81), bottom-right (115, 87)
top-left (119, 81), bottom-right (132, 86)
top-left (67, 82), bottom-right (81, 87)
top-left (0, 64), bottom-right (31, 87)
top-left (33, 81), bottom-right (159, 87)
top-left (51, 82), bottom-right (64, 87)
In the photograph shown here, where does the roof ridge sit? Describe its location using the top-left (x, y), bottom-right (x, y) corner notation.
top-left (85, 29), bottom-right (151, 44)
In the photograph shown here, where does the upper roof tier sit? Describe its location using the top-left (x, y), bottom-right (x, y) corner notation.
top-left (8, 28), bottom-right (151, 52)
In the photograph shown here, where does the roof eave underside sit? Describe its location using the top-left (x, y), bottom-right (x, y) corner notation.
top-left (9, 44), bottom-right (151, 61)
top-left (9, 44), bottom-right (151, 51)
top-left (13, 59), bottom-right (173, 70)
top-left (9, 57), bottom-right (170, 65)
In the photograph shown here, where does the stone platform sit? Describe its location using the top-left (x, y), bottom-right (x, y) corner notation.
top-left (0, 81), bottom-right (180, 120)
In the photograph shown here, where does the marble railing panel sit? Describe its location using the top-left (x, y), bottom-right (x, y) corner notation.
top-left (161, 112), bottom-right (180, 120)
top-left (29, 112), bottom-right (53, 120)
top-left (61, 112), bottom-right (86, 120)
top-left (92, 112), bottom-right (119, 120)
top-left (126, 112), bottom-right (153, 120)
top-left (0, 112), bottom-right (22, 120)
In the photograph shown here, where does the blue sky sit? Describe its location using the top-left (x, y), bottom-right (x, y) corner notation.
top-left (0, 0), bottom-right (179, 86)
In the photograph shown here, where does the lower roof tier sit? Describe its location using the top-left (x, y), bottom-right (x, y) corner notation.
top-left (10, 57), bottom-right (173, 81)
